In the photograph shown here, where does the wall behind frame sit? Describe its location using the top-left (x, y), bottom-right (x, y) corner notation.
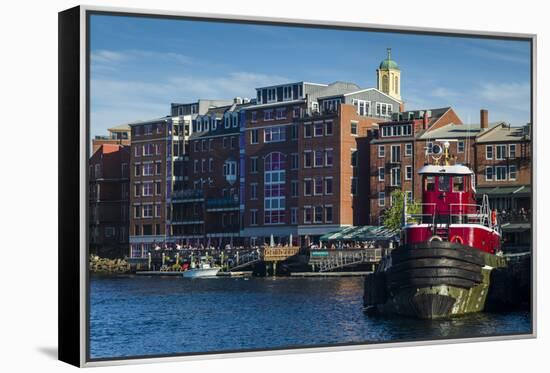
top-left (58, 5), bottom-right (82, 368)
top-left (0, 0), bottom-right (543, 372)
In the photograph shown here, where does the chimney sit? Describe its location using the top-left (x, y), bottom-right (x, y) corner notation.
top-left (423, 111), bottom-right (430, 129)
top-left (480, 109), bottom-right (488, 129)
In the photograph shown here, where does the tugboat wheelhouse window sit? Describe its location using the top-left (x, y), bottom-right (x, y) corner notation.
top-left (438, 175), bottom-right (450, 192)
top-left (453, 176), bottom-right (465, 192)
top-left (425, 176), bottom-right (436, 191)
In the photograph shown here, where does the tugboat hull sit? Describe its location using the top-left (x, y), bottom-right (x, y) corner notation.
top-left (364, 241), bottom-right (506, 319)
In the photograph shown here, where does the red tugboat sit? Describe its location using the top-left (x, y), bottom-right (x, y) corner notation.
top-left (364, 141), bottom-right (507, 319)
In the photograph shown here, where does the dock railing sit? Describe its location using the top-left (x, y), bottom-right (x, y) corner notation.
top-left (263, 246), bottom-right (301, 262)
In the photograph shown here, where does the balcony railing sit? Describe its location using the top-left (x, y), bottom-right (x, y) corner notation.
top-left (171, 189), bottom-right (204, 202)
top-left (206, 197), bottom-right (239, 210)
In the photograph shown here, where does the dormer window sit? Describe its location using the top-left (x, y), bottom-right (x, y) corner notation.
top-left (283, 86), bottom-right (292, 100)
top-left (224, 114), bottom-right (230, 129)
top-left (267, 88), bottom-right (276, 102)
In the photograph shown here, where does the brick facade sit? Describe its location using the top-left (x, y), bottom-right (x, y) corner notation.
top-left (89, 144), bottom-right (130, 258)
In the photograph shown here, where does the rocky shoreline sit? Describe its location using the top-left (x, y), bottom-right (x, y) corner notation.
top-left (89, 256), bottom-right (130, 274)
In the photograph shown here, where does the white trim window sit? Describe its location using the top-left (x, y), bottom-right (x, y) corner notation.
top-left (314, 150), bottom-right (324, 168)
top-left (264, 109), bottom-right (274, 121)
top-left (224, 114), bottom-right (231, 129)
top-left (458, 140), bottom-right (465, 153)
top-left (133, 205), bottom-right (141, 219)
top-left (376, 103), bottom-right (393, 117)
top-left (142, 163), bottom-right (154, 176)
top-left (313, 206), bottom-right (323, 223)
top-left (485, 166), bottom-right (494, 181)
top-left (325, 121), bottom-right (333, 136)
top-left (405, 165), bottom-right (412, 180)
top-left (250, 157), bottom-right (258, 173)
top-left (378, 145), bottom-right (385, 158)
top-left (391, 145), bottom-right (401, 163)
top-left (304, 122), bottom-right (312, 138)
top-left (142, 182), bottom-right (153, 197)
top-left (303, 151), bottom-right (312, 168)
top-left (303, 206), bottom-right (312, 224)
top-left (324, 177), bottom-right (333, 195)
top-left (290, 207), bottom-right (298, 224)
top-left (250, 183), bottom-right (258, 200)
top-left (405, 191), bottom-right (413, 203)
top-left (325, 149), bottom-right (334, 167)
top-left (496, 144), bottom-right (507, 160)
top-left (154, 204), bottom-right (161, 218)
top-left (325, 205), bottom-right (333, 223)
top-left (275, 108), bottom-right (287, 120)
top-left (322, 98), bottom-right (341, 113)
top-left (509, 165), bottom-right (517, 180)
top-left (291, 180), bottom-right (299, 197)
top-left (495, 166), bottom-right (507, 181)
top-left (378, 167), bottom-right (385, 181)
top-left (291, 153), bottom-right (299, 170)
top-left (378, 192), bottom-right (386, 207)
top-left (250, 129), bottom-right (259, 144)
top-left (314, 177), bottom-right (323, 196)
top-left (486, 145), bottom-right (493, 160)
top-left (405, 143), bottom-right (413, 157)
top-left (250, 210), bottom-right (258, 225)
top-left (313, 122), bottom-right (323, 137)
top-left (351, 121), bottom-right (358, 135)
top-left (264, 127), bottom-right (286, 143)
top-left (292, 107), bottom-right (301, 118)
top-left (509, 144), bottom-right (517, 159)
top-left (390, 167), bottom-right (401, 187)
top-left (303, 178), bottom-right (312, 196)
top-left (352, 99), bottom-right (370, 116)
top-left (250, 111), bottom-right (257, 123)
top-left (267, 88), bottom-right (276, 103)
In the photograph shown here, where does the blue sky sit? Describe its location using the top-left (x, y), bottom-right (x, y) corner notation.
top-left (90, 14), bottom-right (531, 138)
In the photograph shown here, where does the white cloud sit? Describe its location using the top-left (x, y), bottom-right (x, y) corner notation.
top-left (90, 71), bottom-right (290, 137)
top-left (479, 82), bottom-right (530, 103)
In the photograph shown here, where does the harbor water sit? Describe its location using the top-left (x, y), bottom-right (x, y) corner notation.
top-left (89, 275), bottom-right (531, 359)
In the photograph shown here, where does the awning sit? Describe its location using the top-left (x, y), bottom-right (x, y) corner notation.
top-left (501, 223), bottom-right (531, 233)
top-left (320, 225), bottom-right (399, 242)
top-left (476, 185), bottom-right (531, 197)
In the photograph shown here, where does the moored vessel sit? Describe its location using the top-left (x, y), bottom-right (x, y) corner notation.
top-left (364, 141), bottom-right (507, 319)
top-left (182, 262), bottom-right (221, 278)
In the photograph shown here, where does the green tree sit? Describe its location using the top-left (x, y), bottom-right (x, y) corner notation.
top-left (382, 190), bottom-right (421, 231)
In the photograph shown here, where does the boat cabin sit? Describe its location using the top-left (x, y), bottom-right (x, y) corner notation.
top-left (419, 165), bottom-right (477, 219)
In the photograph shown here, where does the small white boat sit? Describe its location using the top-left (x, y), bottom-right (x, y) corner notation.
top-left (182, 263), bottom-right (220, 278)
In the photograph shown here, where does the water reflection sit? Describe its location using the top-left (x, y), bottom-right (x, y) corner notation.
top-left (89, 276), bottom-right (531, 359)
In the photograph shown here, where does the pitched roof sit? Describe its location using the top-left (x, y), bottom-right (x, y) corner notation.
top-left (419, 122), bottom-right (503, 139)
top-left (475, 123), bottom-right (531, 143)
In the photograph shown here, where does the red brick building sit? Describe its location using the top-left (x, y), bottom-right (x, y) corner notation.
top-left (474, 121), bottom-right (532, 211)
top-left (174, 100), bottom-right (251, 247)
top-left (92, 124), bottom-right (131, 154)
top-left (89, 144), bottom-right (130, 258)
top-left (240, 81), bottom-right (401, 245)
top-left (368, 107), bottom-right (463, 224)
top-left (128, 116), bottom-right (187, 258)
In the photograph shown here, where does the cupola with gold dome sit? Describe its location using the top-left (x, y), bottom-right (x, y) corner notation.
top-left (377, 48), bottom-right (402, 101)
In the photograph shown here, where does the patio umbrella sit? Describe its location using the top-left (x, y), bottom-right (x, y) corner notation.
top-left (270, 234), bottom-right (275, 247)
top-left (289, 233), bottom-right (293, 247)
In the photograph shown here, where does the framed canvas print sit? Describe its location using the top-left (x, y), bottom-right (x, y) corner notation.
top-left (58, 5), bottom-right (536, 367)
